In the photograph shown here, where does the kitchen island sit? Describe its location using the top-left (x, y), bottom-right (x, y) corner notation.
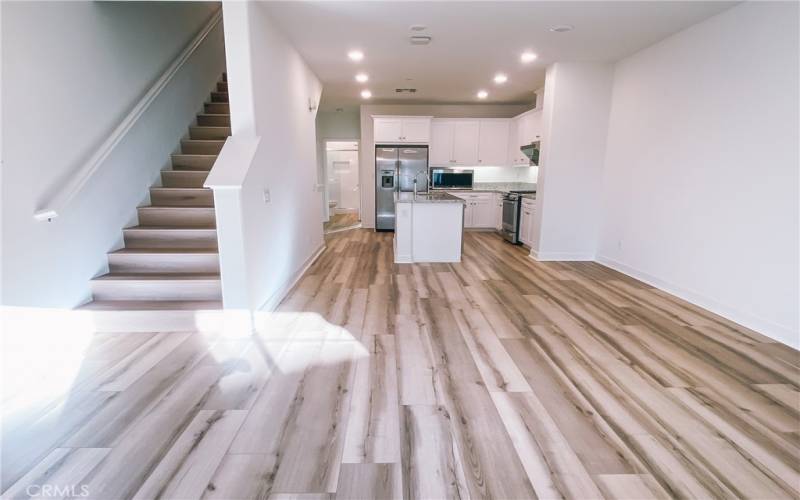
top-left (394, 191), bottom-right (465, 263)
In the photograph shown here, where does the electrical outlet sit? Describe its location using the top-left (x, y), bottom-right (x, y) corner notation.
top-left (263, 189), bottom-right (271, 203)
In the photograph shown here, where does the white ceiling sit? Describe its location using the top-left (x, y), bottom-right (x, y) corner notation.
top-left (263, 1), bottom-right (737, 111)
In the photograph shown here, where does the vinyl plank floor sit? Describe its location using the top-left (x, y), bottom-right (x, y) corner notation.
top-left (3, 229), bottom-right (798, 500)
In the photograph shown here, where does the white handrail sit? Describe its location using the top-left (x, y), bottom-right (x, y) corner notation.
top-left (34, 8), bottom-right (223, 222)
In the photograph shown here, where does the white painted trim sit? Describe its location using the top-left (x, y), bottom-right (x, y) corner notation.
top-left (596, 254), bottom-right (799, 348)
top-left (34, 8), bottom-right (223, 222)
top-left (530, 249), bottom-right (595, 261)
top-left (258, 243), bottom-right (327, 312)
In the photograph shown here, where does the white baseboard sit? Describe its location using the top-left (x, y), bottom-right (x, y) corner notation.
top-left (258, 243), bottom-right (326, 312)
top-left (531, 248), bottom-right (595, 261)
top-left (596, 254), bottom-right (799, 349)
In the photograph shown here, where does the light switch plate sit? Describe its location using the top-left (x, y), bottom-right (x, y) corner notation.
top-left (263, 189), bottom-right (271, 203)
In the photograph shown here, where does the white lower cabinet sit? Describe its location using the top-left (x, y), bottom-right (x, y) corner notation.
top-left (519, 198), bottom-right (536, 246)
top-left (449, 192), bottom-right (496, 229)
top-left (495, 193), bottom-right (503, 230)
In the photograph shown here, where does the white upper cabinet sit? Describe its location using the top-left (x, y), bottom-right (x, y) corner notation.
top-left (429, 120), bottom-right (454, 166)
top-left (401, 118), bottom-right (432, 143)
top-left (452, 121), bottom-right (480, 165)
top-left (373, 116), bottom-right (432, 144)
top-left (430, 119), bottom-right (510, 166)
top-left (429, 120), bottom-right (479, 166)
top-left (477, 120), bottom-right (509, 166)
top-left (510, 110), bottom-right (543, 165)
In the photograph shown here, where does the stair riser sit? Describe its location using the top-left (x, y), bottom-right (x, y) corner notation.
top-left (181, 141), bottom-right (224, 155)
top-left (196, 114), bottom-right (230, 127)
top-left (161, 171), bottom-right (209, 188)
top-left (151, 189), bottom-right (214, 207)
top-left (91, 280), bottom-right (221, 301)
top-left (189, 127), bottom-right (231, 140)
top-left (210, 92), bottom-right (229, 103)
top-left (204, 102), bottom-right (229, 114)
top-left (171, 155), bottom-right (217, 171)
top-left (108, 254), bottom-right (220, 274)
top-left (217, 81), bottom-right (228, 92)
top-left (137, 208), bottom-right (216, 227)
top-left (124, 230), bottom-right (218, 249)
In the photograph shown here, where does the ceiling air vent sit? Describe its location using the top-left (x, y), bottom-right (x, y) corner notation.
top-left (409, 35), bottom-right (432, 45)
top-left (395, 88), bottom-right (417, 94)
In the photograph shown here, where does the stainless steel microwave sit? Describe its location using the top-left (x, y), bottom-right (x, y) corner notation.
top-left (430, 168), bottom-right (474, 190)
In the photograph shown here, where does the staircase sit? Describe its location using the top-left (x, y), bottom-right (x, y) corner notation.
top-left (79, 73), bottom-right (230, 330)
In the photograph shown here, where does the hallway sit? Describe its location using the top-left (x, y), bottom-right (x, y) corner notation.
top-left (2, 230), bottom-right (798, 499)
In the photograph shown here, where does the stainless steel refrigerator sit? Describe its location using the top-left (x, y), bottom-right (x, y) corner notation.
top-left (375, 146), bottom-right (429, 231)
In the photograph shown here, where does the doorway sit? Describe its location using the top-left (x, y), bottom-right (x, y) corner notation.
top-left (323, 140), bottom-right (361, 233)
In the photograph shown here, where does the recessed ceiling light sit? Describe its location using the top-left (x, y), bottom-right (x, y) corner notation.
top-left (494, 73), bottom-right (508, 84)
top-left (477, 90), bottom-right (488, 99)
top-left (550, 24), bottom-right (574, 33)
top-left (360, 89), bottom-right (372, 99)
top-left (520, 51), bottom-right (538, 63)
top-left (355, 73), bottom-right (369, 83)
top-left (409, 35), bottom-right (432, 45)
top-left (348, 50), bottom-right (364, 61)
top-left (409, 24), bottom-right (427, 32)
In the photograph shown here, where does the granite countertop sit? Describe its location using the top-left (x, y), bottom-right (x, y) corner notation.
top-left (433, 182), bottom-right (537, 194)
top-left (395, 191), bottom-right (466, 204)
top-left (521, 193), bottom-right (537, 201)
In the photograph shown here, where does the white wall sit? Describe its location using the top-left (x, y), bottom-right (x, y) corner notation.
top-left (213, 1), bottom-right (323, 311)
top-left (598, 1), bottom-right (799, 346)
top-left (1, 1), bottom-right (224, 307)
top-left (359, 103), bottom-right (532, 228)
top-left (316, 110), bottom-right (361, 221)
top-left (533, 62), bottom-right (614, 260)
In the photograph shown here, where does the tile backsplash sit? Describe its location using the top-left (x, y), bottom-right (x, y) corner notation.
top-left (471, 166), bottom-right (538, 183)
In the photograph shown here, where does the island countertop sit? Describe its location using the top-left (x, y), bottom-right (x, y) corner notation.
top-left (394, 191), bottom-right (466, 204)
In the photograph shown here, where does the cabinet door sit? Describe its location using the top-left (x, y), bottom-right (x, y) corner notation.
top-left (507, 118), bottom-right (520, 166)
top-left (495, 195), bottom-right (504, 230)
top-left (463, 202), bottom-right (475, 228)
top-left (401, 118), bottom-right (431, 143)
top-left (429, 120), bottom-right (454, 165)
top-left (519, 207), bottom-right (533, 244)
top-left (527, 111), bottom-right (542, 142)
top-left (528, 205), bottom-right (539, 248)
top-left (478, 120), bottom-right (509, 166)
top-left (473, 199), bottom-right (495, 228)
top-left (374, 118), bottom-right (403, 143)
top-left (452, 121), bottom-right (480, 165)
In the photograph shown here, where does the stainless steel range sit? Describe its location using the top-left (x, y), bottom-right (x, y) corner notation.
top-left (501, 190), bottom-right (536, 244)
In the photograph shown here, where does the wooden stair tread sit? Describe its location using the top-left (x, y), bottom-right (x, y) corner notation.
top-left (109, 248), bottom-right (219, 255)
top-left (85, 71), bottom-right (227, 308)
top-left (92, 273), bottom-right (220, 281)
top-left (124, 225), bottom-right (217, 231)
top-left (78, 300), bottom-right (223, 311)
top-left (137, 205), bottom-right (214, 210)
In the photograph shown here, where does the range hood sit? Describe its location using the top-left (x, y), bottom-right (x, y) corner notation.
top-left (520, 141), bottom-right (540, 166)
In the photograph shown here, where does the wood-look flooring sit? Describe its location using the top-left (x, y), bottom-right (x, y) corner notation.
top-left (324, 212), bottom-right (360, 233)
top-left (2, 229), bottom-right (798, 499)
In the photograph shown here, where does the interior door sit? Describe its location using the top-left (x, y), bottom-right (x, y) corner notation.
top-left (429, 121), bottom-right (454, 165)
top-left (453, 121), bottom-right (480, 165)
